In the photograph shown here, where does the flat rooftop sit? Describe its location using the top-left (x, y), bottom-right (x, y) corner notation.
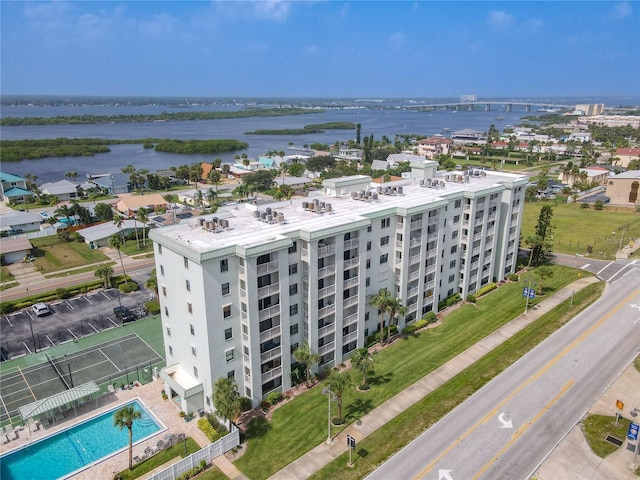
top-left (152, 171), bottom-right (527, 254)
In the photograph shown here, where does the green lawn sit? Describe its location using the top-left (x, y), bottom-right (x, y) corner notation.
top-left (0, 266), bottom-right (17, 290)
top-left (522, 202), bottom-right (640, 259)
top-left (30, 236), bottom-right (109, 273)
top-left (581, 414), bottom-right (635, 458)
top-left (119, 238), bottom-right (154, 256)
top-left (234, 265), bottom-right (589, 479)
top-left (117, 437), bottom-right (201, 480)
top-left (309, 282), bottom-right (605, 480)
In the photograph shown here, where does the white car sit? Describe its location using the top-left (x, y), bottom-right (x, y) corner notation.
top-left (31, 303), bottom-right (51, 317)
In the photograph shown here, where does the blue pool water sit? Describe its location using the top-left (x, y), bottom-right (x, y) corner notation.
top-left (0, 400), bottom-right (162, 480)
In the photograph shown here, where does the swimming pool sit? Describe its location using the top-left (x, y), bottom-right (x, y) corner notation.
top-left (0, 399), bottom-right (163, 480)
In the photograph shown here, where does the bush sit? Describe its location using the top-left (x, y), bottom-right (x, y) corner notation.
top-left (266, 391), bottom-right (283, 406)
top-left (197, 417), bottom-right (222, 442)
top-left (239, 397), bottom-right (253, 412)
top-left (403, 318), bottom-right (428, 334)
top-left (580, 202), bottom-right (590, 209)
top-left (145, 299), bottom-right (160, 314)
top-left (205, 413), bottom-right (228, 434)
top-left (119, 281), bottom-right (139, 293)
top-left (466, 294), bottom-right (477, 303)
top-left (424, 311), bottom-right (438, 324)
top-left (477, 283), bottom-right (498, 297)
top-left (56, 287), bottom-right (71, 299)
top-left (438, 293), bottom-right (462, 310)
top-left (0, 302), bottom-right (16, 314)
top-left (508, 274), bottom-right (520, 282)
top-left (594, 200), bottom-right (604, 211)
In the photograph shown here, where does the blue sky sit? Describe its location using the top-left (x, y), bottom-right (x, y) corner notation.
top-left (1, 1), bottom-right (638, 98)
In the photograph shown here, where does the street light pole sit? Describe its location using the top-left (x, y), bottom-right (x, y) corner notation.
top-left (322, 387), bottom-right (333, 445)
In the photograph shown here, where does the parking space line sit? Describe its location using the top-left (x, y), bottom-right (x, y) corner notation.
top-left (101, 291), bottom-right (111, 300)
top-left (4, 316), bottom-right (13, 327)
top-left (85, 296), bottom-right (94, 305)
top-left (45, 335), bottom-right (55, 347)
top-left (23, 342), bottom-right (32, 354)
top-left (67, 328), bottom-right (78, 340)
top-left (107, 316), bottom-right (118, 327)
top-left (88, 323), bottom-right (99, 333)
top-left (65, 300), bottom-right (75, 310)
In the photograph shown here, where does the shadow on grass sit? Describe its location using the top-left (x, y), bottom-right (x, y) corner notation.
top-left (246, 416), bottom-right (271, 438)
top-left (345, 398), bottom-right (373, 420)
top-left (367, 371), bottom-right (393, 386)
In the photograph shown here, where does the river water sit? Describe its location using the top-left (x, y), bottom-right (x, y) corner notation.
top-left (0, 96), bottom-right (629, 182)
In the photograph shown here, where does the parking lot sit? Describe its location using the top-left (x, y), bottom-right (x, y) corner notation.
top-left (0, 288), bottom-right (151, 361)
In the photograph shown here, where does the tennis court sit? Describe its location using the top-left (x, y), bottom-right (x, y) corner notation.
top-left (0, 333), bottom-right (163, 423)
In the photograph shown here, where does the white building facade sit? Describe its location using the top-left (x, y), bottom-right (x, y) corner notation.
top-left (150, 163), bottom-right (527, 414)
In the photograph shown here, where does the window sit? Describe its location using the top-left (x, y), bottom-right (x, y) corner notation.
top-left (290, 342), bottom-right (299, 353)
top-left (220, 259), bottom-right (229, 272)
top-left (367, 225), bottom-right (372, 232)
top-left (381, 218), bottom-right (391, 228)
top-left (158, 244), bottom-right (162, 254)
top-left (366, 259), bottom-right (371, 269)
top-left (366, 277), bottom-right (371, 287)
top-left (185, 279), bottom-right (190, 291)
top-left (183, 256), bottom-right (189, 269)
top-left (451, 245), bottom-right (458, 254)
top-left (227, 370), bottom-right (235, 379)
top-left (448, 274), bottom-right (455, 283)
top-left (452, 230), bottom-right (459, 240)
top-left (380, 254), bottom-right (388, 264)
top-left (168, 345), bottom-right (173, 356)
top-left (290, 323), bottom-right (299, 335)
top-left (223, 305), bottom-right (231, 318)
top-left (190, 324), bottom-right (195, 335)
top-left (449, 260), bottom-right (456, 268)
top-left (380, 236), bottom-right (389, 246)
top-left (193, 366), bottom-right (198, 378)
top-left (288, 241), bottom-right (297, 254)
top-left (454, 199), bottom-right (462, 208)
top-left (453, 215), bottom-right (460, 224)
top-left (222, 282), bottom-right (230, 295)
top-left (162, 285), bottom-right (167, 297)
top-left (289, 283), bottom-right (298, 295)
top-left (191, 344), bottom-right (197, 356)
top-left (367, 241), bottom-right (372, 251)
top-left (225, 349), bottom-right (235, 362)
top-left (187, 301), bottom-right (192, 314)
top-left (242, 323), bottom-right (248, 335)
top-left (164, 306), bottom-right (169, 316)
top-left (165, 325), bottom-right (171, 337)
top-left (160, 265), bottom-right (165, 276)
top-left (225, 327), bottom-right (233, 340)
top-left (290, 304), bottom-right (298, 315)
top-left (289, 263), bottom-right (298, 275)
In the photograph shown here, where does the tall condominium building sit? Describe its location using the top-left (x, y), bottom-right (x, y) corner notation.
top-left (150, 162), bottom-right (527, 414)
top-left (575, 103), bottom-right (605, 116)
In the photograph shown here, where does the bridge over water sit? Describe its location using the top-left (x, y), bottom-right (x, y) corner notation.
top-left (403, 101), bottom-right (575, 112)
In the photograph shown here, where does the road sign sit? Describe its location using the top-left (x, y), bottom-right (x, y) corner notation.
top-left (522, 287), bottom-right (535, 299)
top-left (628, 422), bottom-right (639, 441)
top-left (617, 399), bottom-right (624, 410)
top-left (346, 434), bottom-right (356, 450)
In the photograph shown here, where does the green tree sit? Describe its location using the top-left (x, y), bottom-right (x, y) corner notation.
top-left (531, 204), bottom-right (554, 266)
top-left (113, 213), bottom-right (126, 243)
top-left (113, 405), bottom-right (142, 470)
top-left (288, 163), bottom-right (306, 178)
top-left (213, 377), bottom-right (241, 424)
top-left (370, 289), bottom-right (393, 345)
top-left (136, 207), bottom-right (149, 247)
top-left (189, 163), bottom-right (204, 188)
top-left (109, 234), bottom-right (128, 289)
top-left (65, 171), bottom-right (79, 181)
top-left (350, 348), bottom-right (374, 387)
top-left (385, 297), bottom-right (406, 343)
top-left (293, 342), bottom-right (322, 388)
top-left (94, 203), bottom-right (113, 222)
top-left (326, 370), bottom-right (351, 422)
top-left (205, 188), bottom-right (217, 208)
top-left (54, 204), bottom-right (73, 226)
top-left (535, 265), bottom-right (554, 294)
top-left (208, 170), bottom-right (221, 191)
top-left (94, 264), bottom-right (113, 289)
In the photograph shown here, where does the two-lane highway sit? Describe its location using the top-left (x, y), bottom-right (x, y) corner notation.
top-left (368, 265), bottom-right (640, 480)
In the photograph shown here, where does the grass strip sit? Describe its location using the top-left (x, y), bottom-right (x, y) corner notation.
top-left (116, 437), bottom-right (200, 480)
top-left (234, 267), bottom-right (590, 479)
top-left (581, 414), bottom-right (633, 458)
top-left (308, 282), bottom-right (604, 479)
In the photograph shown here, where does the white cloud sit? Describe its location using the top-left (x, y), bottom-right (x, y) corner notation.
top-left (388, 31), bottom-right (406, 49)
top-left (611, 1), bottom-right (632, 19)
top-left (138, 13), bottom-right (178, 37)
top-left (250, 0), bottom-right (291, 22)
top-left (489, 10), bottom-right (514, 29)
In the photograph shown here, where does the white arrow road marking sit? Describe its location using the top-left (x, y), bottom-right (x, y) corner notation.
top-left (498, 412), bottom-right (513, 429)
top-left (630, 304), bottom-right (640, 311)
top-left (438, 469), bottom-right (453, 480)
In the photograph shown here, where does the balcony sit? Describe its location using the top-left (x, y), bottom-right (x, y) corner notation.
top-left (301, 248), bottom-right (309, 261)
top-left (239, 265), bottom-right (245, 275)
top-left (407, 286), bottom-right (419, 297)
top-left (344, 257), bottom-right (359, 269)
top-left (318, 303), bottom-right (336, 318)
top-left (258, 304), bottom-right (281, 321)
top-left (343, 238), bottom-right (359, 250)
top-left (318, 285), bottom-right (336, 298)
top-left (318, 341), bottom-right (335, 356)
top-left (342, 330), bottom-right (358, 344)
top-left (319, 322), bottom-right (335, 337)
top-left (474, 217), bottom-right (484, 227)
top-left (409, 253), bottom-right (421, 265)
top-left (260, 345), bottom-right (281, 363)
top-left (410, 219), bottom-right (422, 230)
top-left (425, 264), bottom-right (437, 275)
top-left (409, 237), bottom-right (422, 247)
top-left (318, 265), bottom-right (336, 278)
top-left (343, 313), bottom-right (358, 326)
top-left (343, 296), bottom-right (359, 308)
top-left (258, 283), bottom-right (280, 298)
top-left (344, 276), bottom-right (359, 288)
top-left (472, 246), bottom-right (482, 256)
top-left (257, 261), bottom-right (279, 275)
top-left (408, 270), bottom-right (420, 282)
top-left (261, 366), bottom-right (282, 384)
top-left (318, 244), bottom-right (336, 257)
top-left (396, 240), bottom-right (403, 248)
top-left (259, 324), bottom-right (281, 342)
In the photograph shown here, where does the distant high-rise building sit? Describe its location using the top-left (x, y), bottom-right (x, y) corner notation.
top-left (150, 166), bottom-right (527, 413)
top-left (575, 104), bottom-right (605, 116)
top-left (460, 94), bottom-right (477, 103)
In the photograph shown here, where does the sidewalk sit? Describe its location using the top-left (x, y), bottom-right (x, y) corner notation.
top-left (269, 276), bottom-right (601, 480)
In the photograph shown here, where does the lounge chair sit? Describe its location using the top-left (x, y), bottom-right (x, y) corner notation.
top-left (143, 446), bottom-right (154, 458)
top-left (156, 439), bottom-right (165, 451)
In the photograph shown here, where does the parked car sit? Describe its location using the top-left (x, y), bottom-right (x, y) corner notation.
top-left (31, 303), bottom-right (51, 317)
top-left (113, 306), bottom-right (136, 323)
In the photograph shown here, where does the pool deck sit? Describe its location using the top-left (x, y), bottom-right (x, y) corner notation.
top-left (0, 379), bottom-right (211, 479)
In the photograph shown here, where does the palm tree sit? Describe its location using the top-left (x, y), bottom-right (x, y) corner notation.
top-left (351, 348), bottom-right (374, 388)
top-left (370, 289), bottom-right (393, 346)
top-left (205, 188), bottom-right (217, 208)
top-left (242, 158), bottom-right (250, 168)
top-left (213, 377), bottom-right (241, 425)
top-left (113, 213), bottom-right (126, 243)
top-left (113, 405), bottom-right (142, 470)
top-left (208, 170), bottom-right (221, 191)
top-left (136, 208), bottom-right (149, 247)
top-left (385, 297), bottom-right (406, 344)
top-left (94, 264), bottom-right (114, 289)
top-left (65, 171), bottom-right (79, 182)
top-left (54, 204), bottom-right (73, 226)
top-left (326, 370), bottom-right (351, 423)
top-left (221, 164), bottom-right (231, 176)
top-left (293, 342), bottom-right (322, 388)
top-left (109, 234), bottom-right (129, 289)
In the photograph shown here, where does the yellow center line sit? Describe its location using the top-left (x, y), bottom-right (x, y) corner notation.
top-left (17, 365), bottom-right (37, 401)
top-left (472, 379), bottom-right (575, 479)
top-left (413, 288), bottom-right (639, 480)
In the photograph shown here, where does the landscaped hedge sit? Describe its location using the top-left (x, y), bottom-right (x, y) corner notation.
top-left (197, 414), bottom-right (228, 443)
top-left (438, 293), bottom-right (462, 310)
top-left (403, 319), bottom-right (428, 334)
top-left (145, 299), bottom-right (160, 314)
top-left (477, 283), bottom-right (498, 297)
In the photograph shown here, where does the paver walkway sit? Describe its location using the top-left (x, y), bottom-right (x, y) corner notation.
top-left (269, 276), bottom-right (600, 480)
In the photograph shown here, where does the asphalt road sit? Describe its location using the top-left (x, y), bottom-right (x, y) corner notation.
top-left (367, 264), bottom-right (640, 480)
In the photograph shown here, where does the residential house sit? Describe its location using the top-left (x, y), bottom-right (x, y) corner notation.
top-left (558, 167), bottom-right (610, 187)
top-left (386, 153), bottom-right (424, 166)
top-left (77, 219), bottom-right (140, 248)
top-left (0, 237), bottom-right (33, 264)
top-left (116, 194), bottom-right (169, 217)
top-left (0, 173), bottom-right (30, 201)
top-left (0, 211), bottom-right (43, 236)
top-left (605, 170), bottom-right (640, 205)
top-left (177, 189), bottom-right (217, 208)
top-left (90, 173), bottom-right (131, 195)
top-left (416, 137), bottom-right (453, 159)
top-left (614, 148), bottom-right (640, 169)
top-left (40, 180), bottom-right (79, 201)
top-left (273, 176), bottom-right (314, 190)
